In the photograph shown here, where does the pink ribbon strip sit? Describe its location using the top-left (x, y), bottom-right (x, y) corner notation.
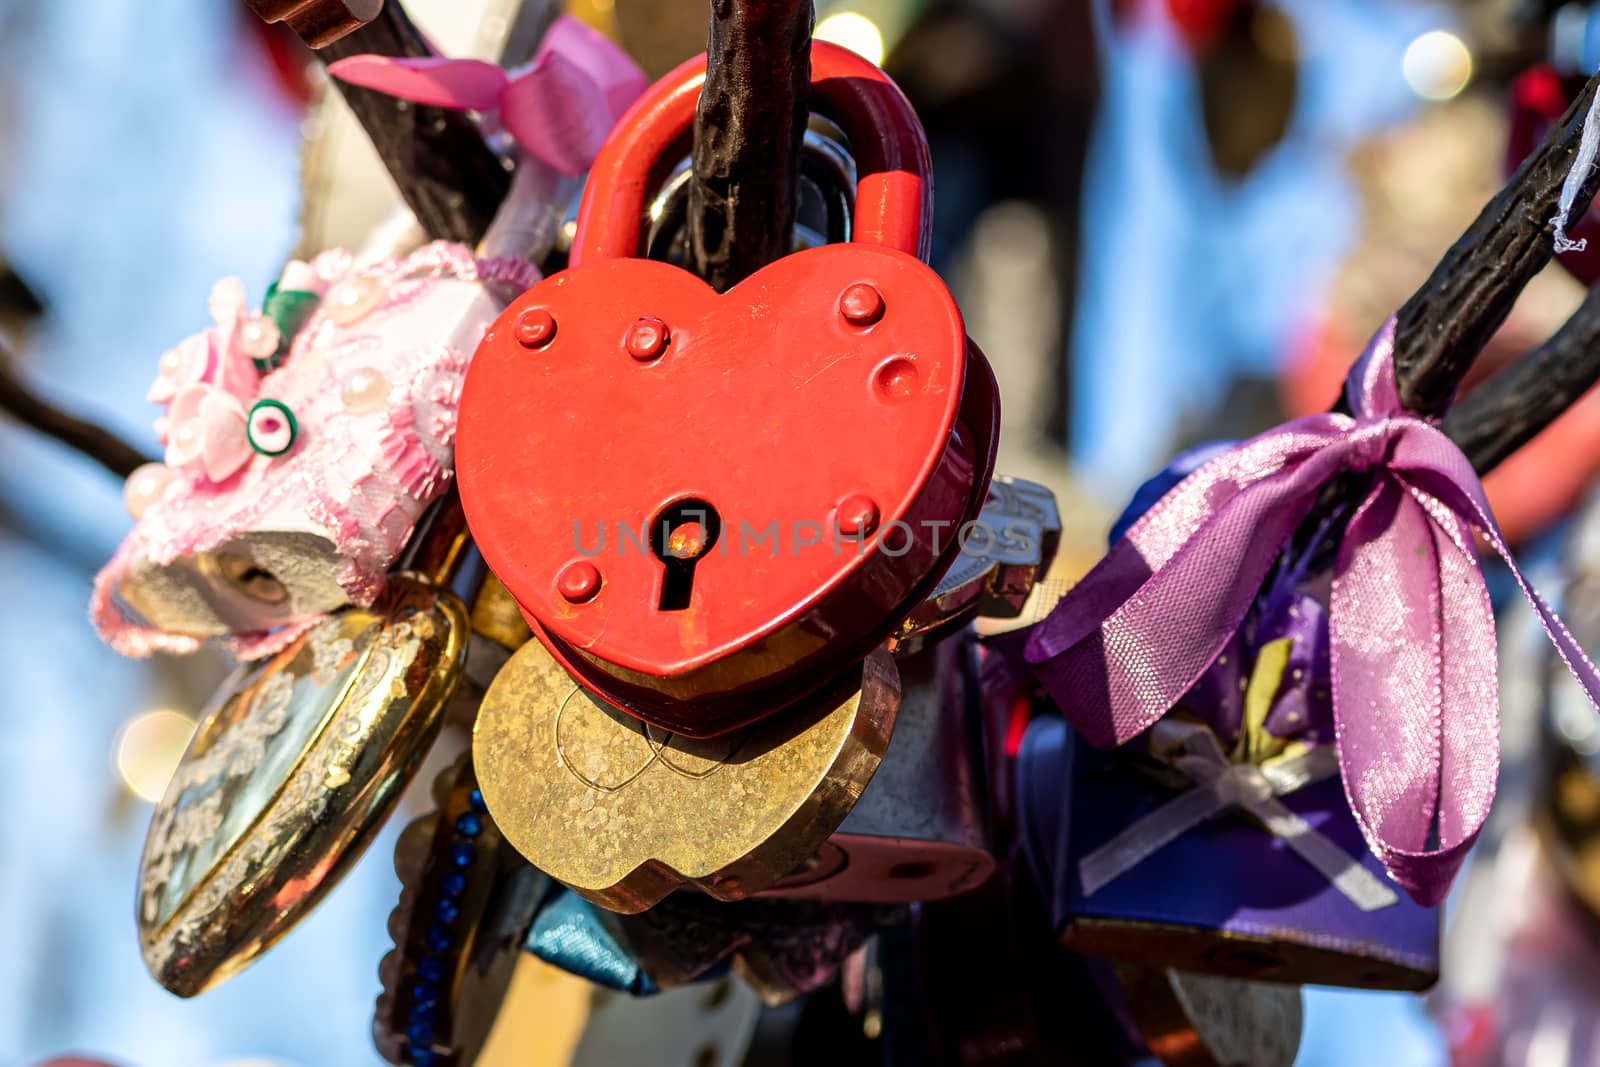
top-left (1025, 318), bottom-right (1600, 906)
top-left (329, 15), bottom-right (647, 178)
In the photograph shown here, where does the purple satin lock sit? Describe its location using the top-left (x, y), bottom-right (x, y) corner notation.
top-left (1016, 713), bottom-right (1439, 990)
top-left (1027, 319), bottom-right (1600, 908)
top-left (1005, 343), bottom-right (1448, 988)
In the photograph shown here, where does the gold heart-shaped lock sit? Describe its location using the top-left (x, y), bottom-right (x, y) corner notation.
top-left (137, 570), bottom-right (468, 996)
top-left (473, 639), bottom-right (901, 913)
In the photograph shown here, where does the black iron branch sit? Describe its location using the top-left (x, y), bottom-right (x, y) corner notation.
top-left (1393, 72), bottom-right (1600, 416)
top-left (0, 339), bottom-right (150, 479)
top-left (1444, 282), bottom-right (1600, 474)
top-left (687, 0), bottom-right (813, 291)
top-left (247, 0), bottom-right (382, 47)
top-left (311, 2), bottom-right (512, 245)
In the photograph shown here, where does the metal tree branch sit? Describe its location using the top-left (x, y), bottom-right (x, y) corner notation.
top-left (496, 0), bottom-right (563, 68)
top-left (0, 340), bottom-right (150, 479)
top-left (247, 0), bottom-right (382, 47)
top-left (1393, 71), bottom-right (1600, 415)
top-left (309, 2), bottom-right (512, 244)
top-left (1443, 282), bottom-right (1600, 473)
top-left (687, 0), bottom-right (813, 291)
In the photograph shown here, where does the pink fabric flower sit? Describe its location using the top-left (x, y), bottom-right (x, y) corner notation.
top-left (147, 333), bottom-right (210, 408)
top-left (146, 279), bottom-right (261, 420)
top-left (164, 383), bottom-right (251, 482)
top-left (202, 278), bottom-right (265, 400)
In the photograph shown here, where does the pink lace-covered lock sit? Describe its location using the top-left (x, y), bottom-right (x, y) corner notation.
top-left (91, 242), bottom-right (540, 659)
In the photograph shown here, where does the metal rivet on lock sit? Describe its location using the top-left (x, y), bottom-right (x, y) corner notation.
top-left (839, 283), bottom-right (885, 327)
top-left (558, 561), bottom-right (602, 603)
top-left (626, 317), bottom-right (669, 361)
top-left (515, 308), bottom-right (557, 348)
top-left (835, 493), bottom-right (880, 537)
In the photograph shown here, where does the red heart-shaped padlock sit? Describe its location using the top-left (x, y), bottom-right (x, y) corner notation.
top-left (457, 44), bottom-right (999, 736)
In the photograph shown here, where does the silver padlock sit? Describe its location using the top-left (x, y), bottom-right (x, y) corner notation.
top-left (892, 476), bottom-right (1062, 656)
top-left (761, 632), bottom-right (995, 904)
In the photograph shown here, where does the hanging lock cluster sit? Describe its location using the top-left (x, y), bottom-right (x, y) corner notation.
top-left (458, 44), bottom-right (1056, 912)
top-left (106, 33), bottom-right (1064, 1056)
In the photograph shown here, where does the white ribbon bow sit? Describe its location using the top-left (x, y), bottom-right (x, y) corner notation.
top-left (1078, 719), bottom-right (1400, 913)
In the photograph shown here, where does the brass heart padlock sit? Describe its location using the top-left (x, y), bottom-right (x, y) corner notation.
top-left (473, 634), bottom-right (900, 912)
top-left (477, 483), bottom-right (1062, 913)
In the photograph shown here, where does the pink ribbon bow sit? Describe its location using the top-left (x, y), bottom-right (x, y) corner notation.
top-left (1025, 318), bottom-right (1600, 906)
top-left (328, 15), bottom-right (647, 178)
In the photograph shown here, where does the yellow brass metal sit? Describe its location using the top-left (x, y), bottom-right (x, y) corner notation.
top-left (471, 574), bottom-right (535, 651)
top-left (473, 640), bottom-right (901, 914)
top-left (1114, 966), bottom-right (1303, 1067)
top-left (137, 575), bottom-right (469, 996)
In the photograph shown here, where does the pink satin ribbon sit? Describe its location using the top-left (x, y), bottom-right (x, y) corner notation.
top-left (1025, 318), bottom-right (1600, 905)
top-left (328, 16), bottom-right (647, 178)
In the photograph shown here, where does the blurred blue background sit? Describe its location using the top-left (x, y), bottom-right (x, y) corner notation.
top-left (0, 0), bottom-right (1487, 1062)
top-left (0, 3), bottom-right (390, 1065)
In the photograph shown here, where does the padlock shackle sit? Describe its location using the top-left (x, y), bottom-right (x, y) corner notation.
top-left (572, 42), bottom-right (933, 267)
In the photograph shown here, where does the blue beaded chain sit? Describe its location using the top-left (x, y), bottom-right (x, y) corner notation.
top-left (404, 787), bottom-right (489, 1067)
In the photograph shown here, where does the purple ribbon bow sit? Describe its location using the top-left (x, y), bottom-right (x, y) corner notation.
top-left (1025, 318), bottom-right (1600, 905)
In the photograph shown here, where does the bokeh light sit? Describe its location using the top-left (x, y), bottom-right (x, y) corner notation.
top-left (1402, 30), bottom-right (1473, 102)
top-left (815, 12), bottom-right (885, 66)
top-left (114, 709), bottom-right (195, 803)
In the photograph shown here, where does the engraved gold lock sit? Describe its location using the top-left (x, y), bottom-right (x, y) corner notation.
top-left (137, 504), bottom-right (474, 996)
top-left (473, 637), bottom-right (901, 913)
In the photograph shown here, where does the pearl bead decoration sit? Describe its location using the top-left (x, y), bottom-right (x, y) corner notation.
top-left (325, 275), bottom-right (386, 326)
top-left (238, 315), bottom-right (281, 361)
top-left (339, 367), bottom-right (391, 414)
top-left (124, 463), bottom-right (176, 519)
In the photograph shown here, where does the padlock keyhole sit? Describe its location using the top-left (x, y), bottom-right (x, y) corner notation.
top-left (651, 500), bottom-right (722, 612)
